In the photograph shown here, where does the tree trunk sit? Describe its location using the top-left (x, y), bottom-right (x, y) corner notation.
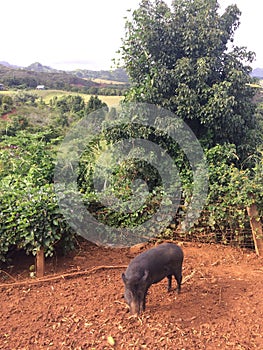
top-left (35, 248), bottom-right (45, 278)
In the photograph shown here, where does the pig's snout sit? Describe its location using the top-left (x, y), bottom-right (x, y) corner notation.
top-left (129, 300), bottom-right (140, 315)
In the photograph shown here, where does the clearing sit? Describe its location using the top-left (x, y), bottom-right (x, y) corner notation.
top-left (0, 240), bottom-right (263, 349)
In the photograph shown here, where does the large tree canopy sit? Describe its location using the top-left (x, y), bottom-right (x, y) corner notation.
top-left (121, 0), bottom-right (258, 161)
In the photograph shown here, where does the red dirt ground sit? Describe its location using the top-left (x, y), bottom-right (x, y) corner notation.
top-left (0, 240), bottom-right (263, 349)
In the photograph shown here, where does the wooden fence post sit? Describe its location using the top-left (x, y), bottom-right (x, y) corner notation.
top-left (36, 248), bottom-right (45, 278)
top-left (246, 203), bottom-right (263, 256)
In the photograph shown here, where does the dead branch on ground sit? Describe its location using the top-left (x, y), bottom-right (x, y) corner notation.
top-left (0, 265), bottom-right (128, 289)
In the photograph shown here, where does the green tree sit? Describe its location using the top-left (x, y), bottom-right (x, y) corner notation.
top-left (14, 92), bottom-right (38, 106)
top-left (4, 115), bottom-right (29, 136)
top-left (51, 95), bottom-right (85, 115)
top-left (0, 95), bottom-right (14, 114)
top-left (85, 95), bottom-right (108, 115)
top-left (120, 0), bottom-right (258, 161)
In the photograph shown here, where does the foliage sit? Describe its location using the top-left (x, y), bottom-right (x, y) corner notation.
top-left (0, 131), bottom-right (75, 261)
top-left (73, 99), bottom-right (263, 248)
top-left (50, 94), bottom-right (85, 114)
top-left (0, 94), bottom-right (14, 115)
top-left (0, 132), bottom-right (56, 183)
top-left (75, 106), bottom-right (199, 245)
top-left (85, 95), bottom-right (108, 115)
top-left (0, 181), bottom-right (75, 261)
top-left (0, 94), bottom-right (112, 262)
top-left (1, 115), bottom-right (29, 136)
top-left (73, 67), bottom-right (129, 83)
top-left (190, 144), bottom-right (263, 246)
top-left (13, 91), bottom-right (38, 106)
top-left (120, 0), bottom-right (259, 161)
top-left (0, 92), bottom-right (113, 137)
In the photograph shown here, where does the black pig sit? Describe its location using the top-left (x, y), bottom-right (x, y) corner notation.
top-left (122, 242), bottom-right (184, 315)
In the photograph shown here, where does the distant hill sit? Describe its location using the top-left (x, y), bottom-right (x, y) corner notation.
top-left (72, 68), bottom-right (129, 83)
top-left (0, 63), bottom-right (98, 90)
top-left (0, 61), bottom-right (129, 93)
top-left (24, 62), bottom-right (129, 83)
top-left (26, 62), bottom-right (62, 73)
top-left (251, 68), bottom-right (263, 79)
top-left (0, 61), bottom-right (129, 84)
top-left (0, 61), bottom-right (21, 69)
top-left (17, 62), bottom-right (128, 83)
top-left (1, 60), bottom-right (262, 81)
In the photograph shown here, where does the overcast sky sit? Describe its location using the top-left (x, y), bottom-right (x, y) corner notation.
top-left (0, 0), bottom-right (262, 70)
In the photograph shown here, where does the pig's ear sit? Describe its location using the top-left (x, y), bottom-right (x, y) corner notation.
top-left (122, 273), bottom-right (127, 284)
top-left (142, 270), bottom-right (149, 281)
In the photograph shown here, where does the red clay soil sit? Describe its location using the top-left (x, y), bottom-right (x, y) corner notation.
top-left (0, 240), bottom-right (263, 349)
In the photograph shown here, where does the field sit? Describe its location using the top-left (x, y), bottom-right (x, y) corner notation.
top-left (91, 78), bottom-right (127, 86)
top-left (0, 90), bottom-right (14, 96)
top-left (0, 240), bottom-right (263, 349)
top-left (0, 90), bottom-right (124, 108)
top-left (33, 90), bottom-right (123, 107)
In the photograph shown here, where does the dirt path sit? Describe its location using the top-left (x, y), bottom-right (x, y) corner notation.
top-left (0, 241), bottom-right (263, 349)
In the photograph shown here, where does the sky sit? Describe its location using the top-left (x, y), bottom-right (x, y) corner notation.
top-left (0, 0), bottom-right (262, 71)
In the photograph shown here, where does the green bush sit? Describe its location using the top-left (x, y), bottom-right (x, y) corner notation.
top-left (0, 180), bottom-right (74, 261)
top-left (0, 95), bottom-right (14, 115)
top-left (0, 131), bottom-right (75, 262)
top-left (190, 144), bottom-right (263, 246)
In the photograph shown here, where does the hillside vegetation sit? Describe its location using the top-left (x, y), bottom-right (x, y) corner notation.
top-left (0, 63), bottom-right (129, 95)
top-left (0, 64), bottom-right (94, 90)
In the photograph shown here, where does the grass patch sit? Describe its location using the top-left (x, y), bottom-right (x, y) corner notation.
top-left (31, 90), bottom-right (124, 107)
top-left (0, 91), bottom-right (15, 96)
top-left (91, 78), bottom-right (127, 85)
top-left (0, 90), bottom-right (124, 108)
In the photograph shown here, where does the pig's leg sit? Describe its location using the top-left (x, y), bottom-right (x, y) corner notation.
top-left (174, 273), bottom-right (182, 293)
top-left (141, 288), bottom-right (148, 312)
top-left (167, 275), bottom-right (172, 292)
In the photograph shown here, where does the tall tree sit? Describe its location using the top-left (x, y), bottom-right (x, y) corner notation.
top-left (121, 0), bottom-right (258, 161)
